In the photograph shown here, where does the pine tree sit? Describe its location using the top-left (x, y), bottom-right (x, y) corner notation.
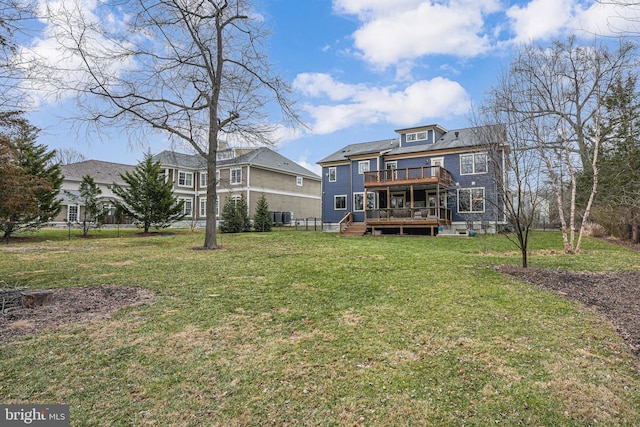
top-left (236, 194), bottom-right (251, 232)
top-left (593, 75), bottom-right (640, 242)
top-left (66, 175), bottom-right (106, 237)
top-left (111, 153), bottom-right (185, 233)
top-left (0, 114), bottom-right (62, 239)
top-left (220, 194), bottom-right (250, 233)
top-left (253, 194), bottom-right (272, 232)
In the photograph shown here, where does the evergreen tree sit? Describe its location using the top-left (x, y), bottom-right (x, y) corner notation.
top-left (111, 153), bottom-right (185, 233)
top-left (253, 194), bottom-right (272, 232)
top-left (593, 75), bottom-right (640, 242)
top-left (66, 175), bottom-right (106, 237)
top-left (220, 194), bottom-right (250, 233)
top-left (0, 114), bottom-right (62, 239)
top-left (236, 194), bottom-right (250, 232)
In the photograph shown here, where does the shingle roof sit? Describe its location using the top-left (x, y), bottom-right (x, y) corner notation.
top-left (152, 151), bottom-right (207, 169)
top-left (317, 125), bottom-right (505, 162)
top-left (219, 147), bottom-right (320, 179)
top-left (317, 139), bottom-right (399, 164)
top-left (153, 148), bottom-right (320, 179)
top-left (60, 160), bottom-right (137, 185)
top-left (389, 126), bottom-right (492, 155)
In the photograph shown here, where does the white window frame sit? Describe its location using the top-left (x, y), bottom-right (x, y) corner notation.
top-left (230, 168), bottom-right (242, 185)
top-left (353, 192), bottom-right (365, 212)
top-left (199, 198), bottom-right (207, 217)
top-left (328, 167), bottom-right (337, 182)
top-left (406, 132), bottom-right (427, 142)
top-left (296, 176), bottom-right (303, 186)
top-left (199, 172), bottom-right (207, 188)
top-left (457, 188), bottom-right (485, 213)
top-left (334, 195), bottom-right (347, 210)
top-left (460, 153), bottom-right (488, 175)
top-left (216, 170), bottom-right (220, 186)
top-left (358, 160), bottom-right (370, 175)
top-left (178, 170), bottom-right (194, 187)
top-left (67, 205), bottom-right (79, 223)
top-left (216, 196), bottom-right (220, 217)
top-left (179, 197), bottom-right (193, 217)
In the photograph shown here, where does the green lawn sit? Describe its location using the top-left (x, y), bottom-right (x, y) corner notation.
top-left (1, 229), bottom-right (639, 426)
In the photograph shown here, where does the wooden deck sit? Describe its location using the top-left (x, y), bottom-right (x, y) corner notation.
top-left (363, 166), bottom-right (453, 188)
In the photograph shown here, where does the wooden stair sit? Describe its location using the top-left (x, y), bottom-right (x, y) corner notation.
top-left (340, 222), bottom-right (367, 236)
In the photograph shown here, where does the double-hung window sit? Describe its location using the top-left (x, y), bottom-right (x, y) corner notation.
top-left (178, 171), bottom-right (193, 187)
top-left (328, 167), bottom-right (337, 182)
top-left (68, 205), bottom-right (79, 223)
top-left (199, 198), bottom-right (207, 217)
top-left (179, 197), bottom-right (193, 216)
top-left (358, 160), bottom-right (370, 174)
top-left (200, 172), bottom-right (207, 188)
top-left (230, 168), bottom-right (242, 185)
top-left (296, 176), bottom-right (303, 186)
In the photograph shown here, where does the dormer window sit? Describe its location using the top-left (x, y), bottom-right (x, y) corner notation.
top-left (406, 131), bottom-right (428, 143)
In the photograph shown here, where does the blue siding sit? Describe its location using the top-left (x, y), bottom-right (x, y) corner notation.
top-left (322, 164), bottom-right (352, 223)
top-left (319, 139), bottom-right (506, 228)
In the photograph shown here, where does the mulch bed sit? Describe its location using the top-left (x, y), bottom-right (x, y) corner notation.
top-left (498, 266), bottom-right (640, 357)
top-left (0, 285), bottom-right (154, 344)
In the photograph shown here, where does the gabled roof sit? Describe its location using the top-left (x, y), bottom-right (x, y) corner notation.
top-left (61, 160), bottom-right (136, 185)
top-left (153, 147), bottom-right (320, 180)
top-left (317, 139), bottom-right (398, 164)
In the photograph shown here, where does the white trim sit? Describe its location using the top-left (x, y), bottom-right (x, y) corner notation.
top-left (328, 167), bottom-right (337, 182)
top-left (334, 194), bottom-right (347, 210)
top-left (460, 152), bottom-right (488, 175)
top-left (178, 170), bottom-right (194, 187)
top-left (457, 187), bottom-right (485, 213)
top-left (230, 167), bottom-right (242, 185)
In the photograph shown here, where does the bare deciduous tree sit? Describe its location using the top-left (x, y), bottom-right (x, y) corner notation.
top-left (484, 36), bottom-right (635, 254)
top-left (27, 0), bottom-right (301, 249)
top-left (53, 147), bottom-right (85, 165)
top-left (472, 117), bottom-right (543, 268)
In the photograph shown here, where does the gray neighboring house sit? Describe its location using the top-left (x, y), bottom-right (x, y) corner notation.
top-left (152, 146), bottom-right (322, 227)
top-left (53, 160), bottom-right (137, 225)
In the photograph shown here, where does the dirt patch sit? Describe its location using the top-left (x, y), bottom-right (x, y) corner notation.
top-left (0, 285), bottom-right (154, 344)
top-left (498, 266), bottom-right (640, 357)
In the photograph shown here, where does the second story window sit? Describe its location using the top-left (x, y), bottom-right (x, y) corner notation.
top-left (358, 160), bottom-right (370, 174)
top-left (460, 153), bottom-right (488, 175)
top-left (296, 176), bottom-right (303, 186)
top-left (178, 171), bottom-right (193, 187)
top-left (230, 168), bottom-right (242, 185)
top-left (200, 172), bottom-right (207, 188)
top-left (328, 167), bottom-right (337, 182)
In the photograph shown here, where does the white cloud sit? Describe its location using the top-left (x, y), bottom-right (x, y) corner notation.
top-left (506, 0), bottom-right (640, 43)
top-left (293, 73), bottom-right (471, 134)
top-left (573, 1), bottom-right (640, 37)
top-left (17, 0), bottom-right (135, 106)
top-left (506, 0), bottom-right (574, 43)
top-left (334, 0), bottom-right (501, 68)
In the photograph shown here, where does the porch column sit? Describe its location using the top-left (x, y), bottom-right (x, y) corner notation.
top-left (410, 185), bottom-right (414, 209)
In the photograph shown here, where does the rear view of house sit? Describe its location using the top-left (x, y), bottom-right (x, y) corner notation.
top-left (318, 124), bottom-right (508, 235)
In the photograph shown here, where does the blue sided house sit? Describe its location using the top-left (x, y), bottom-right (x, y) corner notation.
top-left (317, 124), bottom-right (508, 236)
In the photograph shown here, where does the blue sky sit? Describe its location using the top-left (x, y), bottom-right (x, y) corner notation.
top-left (22, 0), bottom-right (640, 174)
